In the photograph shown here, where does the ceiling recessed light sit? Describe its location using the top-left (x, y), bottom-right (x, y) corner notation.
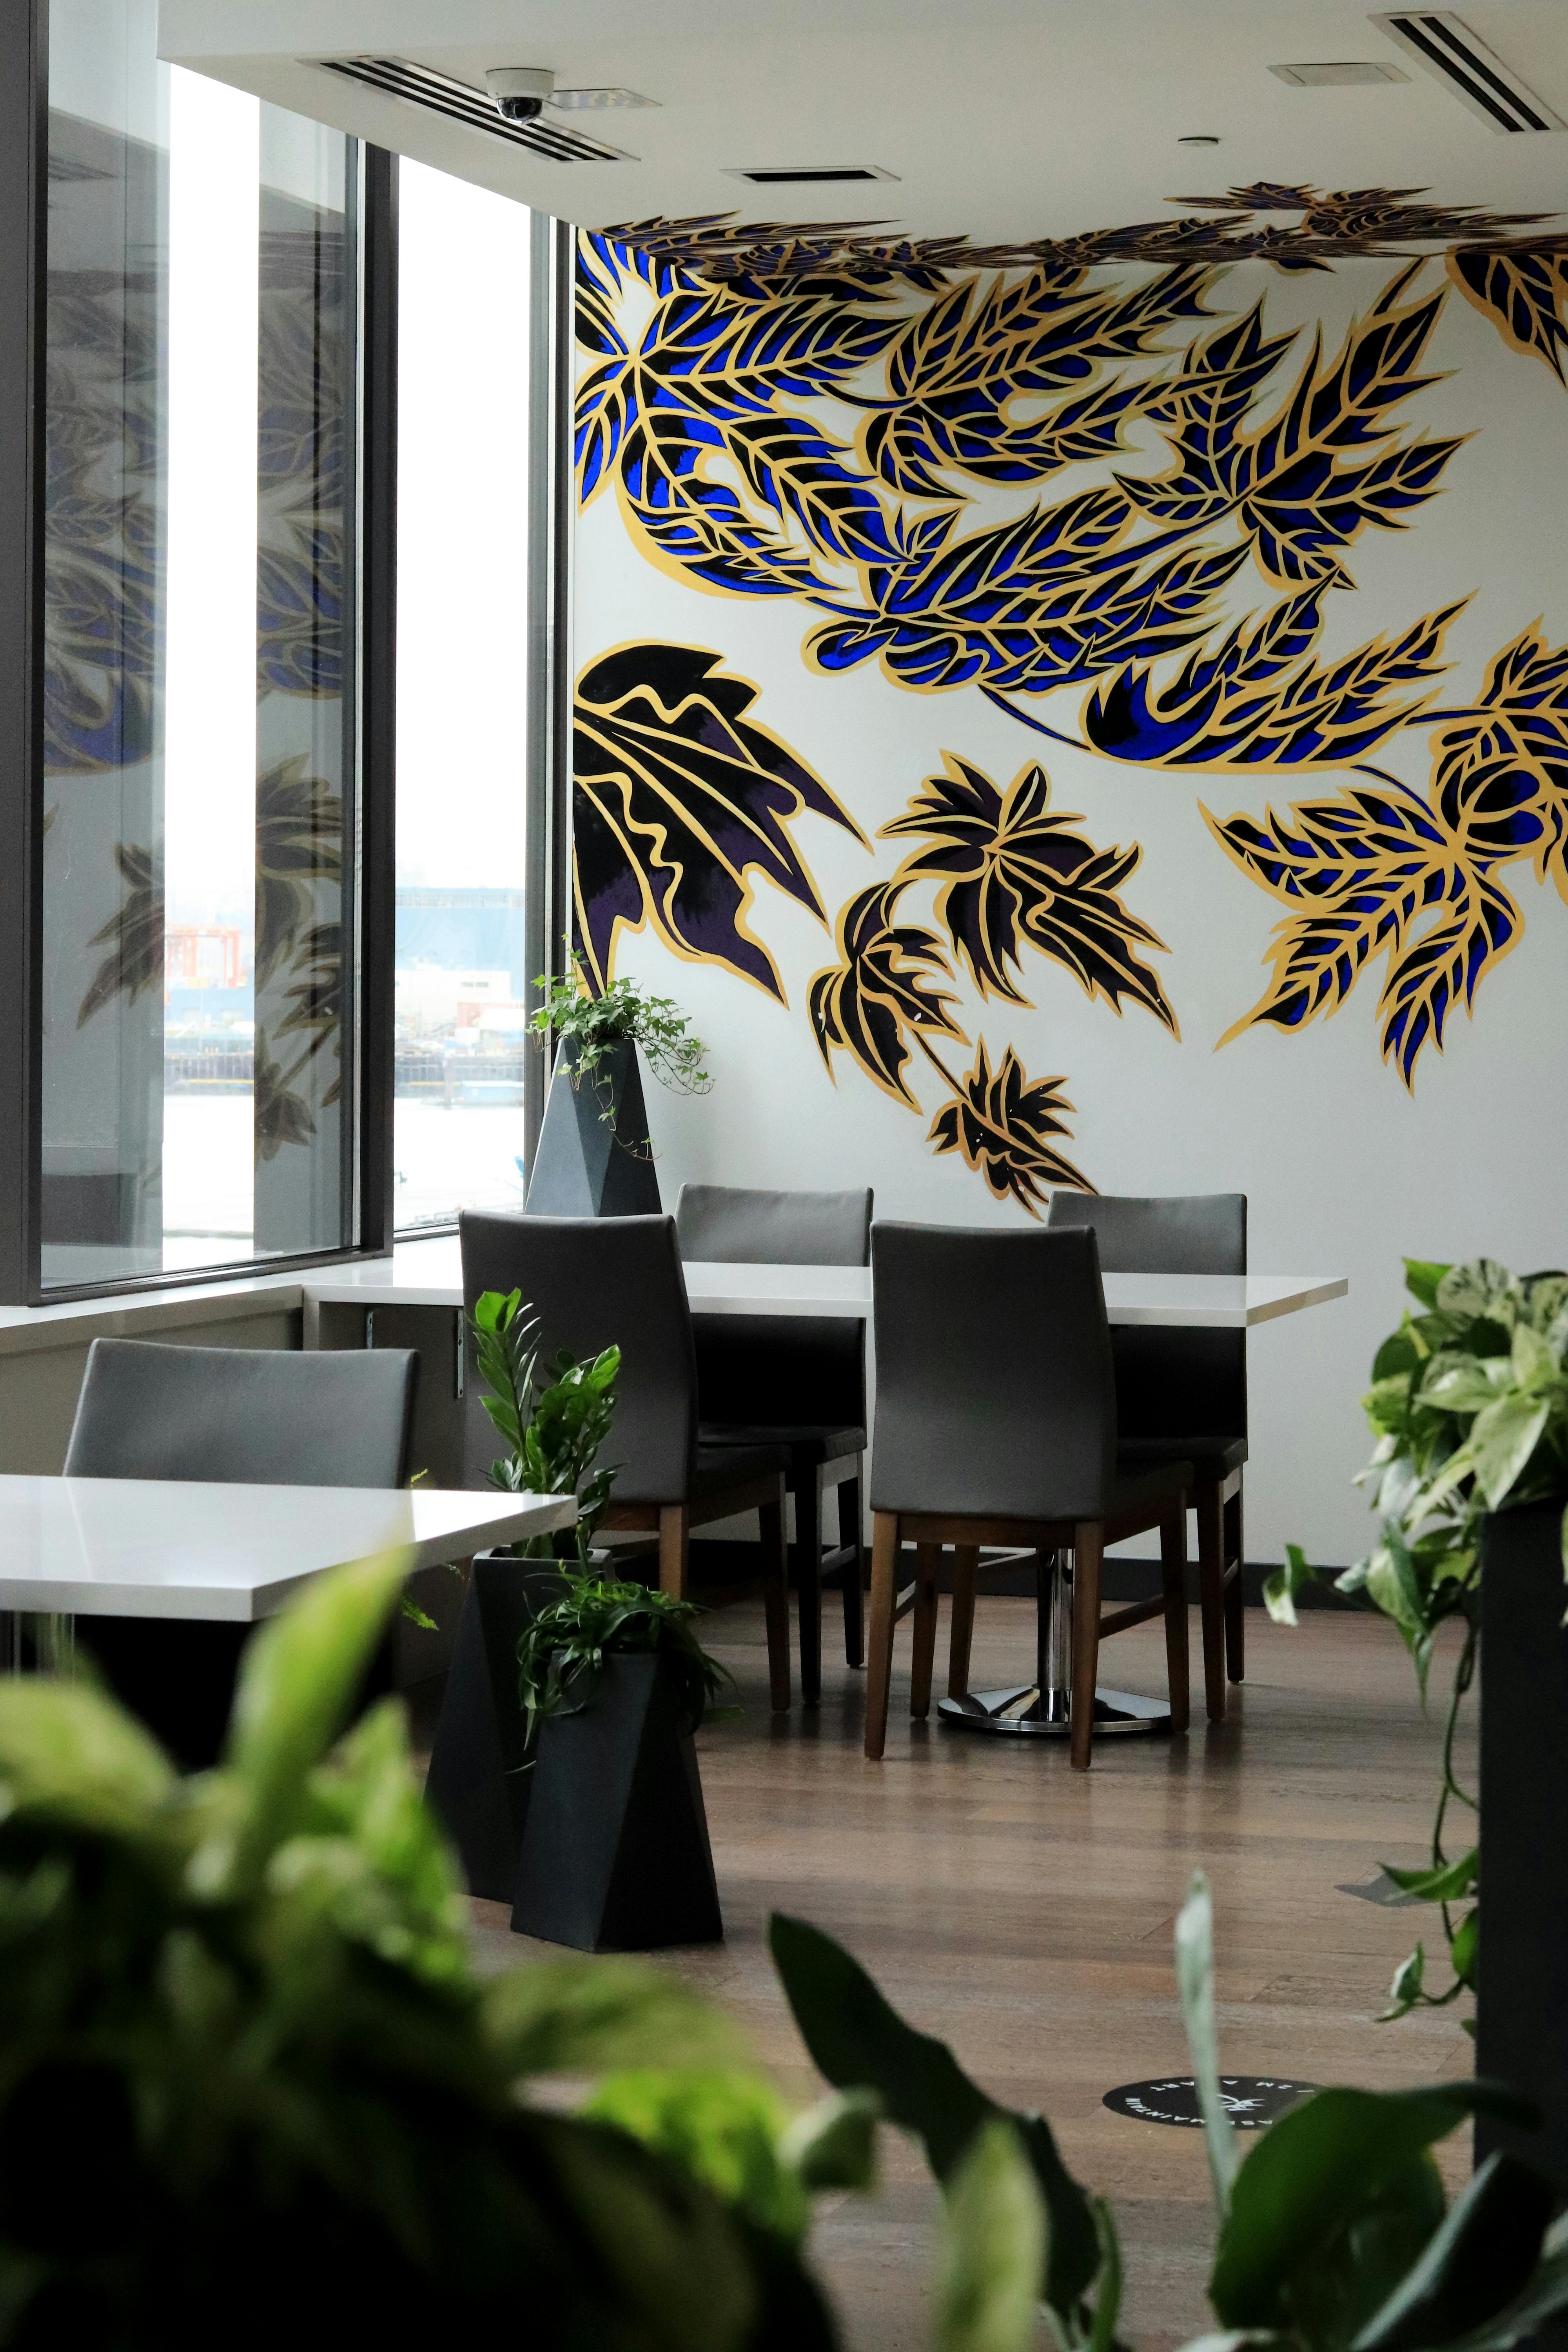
top-left (1178, 134), bottom-right (1220, 144)
top-left (1269, 60), bottom-right (1410, 84)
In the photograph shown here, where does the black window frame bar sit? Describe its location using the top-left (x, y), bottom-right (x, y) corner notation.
top-left (0, 0), bottom-right (408, 1306)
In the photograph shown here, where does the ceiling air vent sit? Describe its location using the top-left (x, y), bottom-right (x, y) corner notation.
top-left (720, 164), bottom-right (900, 185)
top-left (311, 56), bottom-right (637, 160)
top-left (1371, 11), bottom-right (1565, 131)
top-left (1270, 61), bottom-right (1409, 85)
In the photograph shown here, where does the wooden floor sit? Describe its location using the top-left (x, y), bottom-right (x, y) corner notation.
top-left (465, 1596), bottom-right (1475, 2352)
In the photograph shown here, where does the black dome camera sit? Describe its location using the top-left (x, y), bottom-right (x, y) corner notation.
top-left (485, 68), bottom-right (554, 124)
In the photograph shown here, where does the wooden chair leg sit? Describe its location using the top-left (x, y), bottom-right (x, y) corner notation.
top-left (864, 1513), bottom-right (900, 1759)
top-left (909, 1543), bottom-right (942, 1719)
top-left (948, 1544), bottom-right (979, 1699)
top-left (1069, 1523), bottom-right (1103, 1771)
top-left (757, 1484), bottom-right (791, 1714)
top-left (795, 1466), bottom-right (823, 1707)
top-left (1194, 1477), bottom-right (1227, 1723)
top-left (1224, 1478), bottom-right (1245, 1682)
top-left (1160, 1504), bottom-right (1191, 1735)
top-left (840, 1472), bottom-right (865, 1670)
top-left (658, 1505), bottom-right (689, 1600)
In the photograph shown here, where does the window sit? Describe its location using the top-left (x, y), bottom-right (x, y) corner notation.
top-left (394, 160), bottom-right (535, 1232)
top-left (40, 0), bottom-right (358, 1286)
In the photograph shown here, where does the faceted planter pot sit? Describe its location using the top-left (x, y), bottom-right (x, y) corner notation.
top-left (1474, 1500), bottom-right (1568, 2182)
top-left (511, 1650), bottom-right (723, 1953)
top-left (424, 1550), bottom-right (561, 1902)
top-left (524, 1036), bottom-right (661, 1217)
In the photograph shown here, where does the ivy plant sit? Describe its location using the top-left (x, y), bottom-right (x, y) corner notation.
top-left (470, 1285), bottom-right (620, 1566)
top-left (515, 1567), bottom-right (734, 1754)
top-left (1265, 1257), bottom-right (1568, 2023)
top-left (534, 954), bottom-right (712, 1134)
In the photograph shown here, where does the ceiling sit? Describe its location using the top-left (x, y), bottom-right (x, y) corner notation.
top-left (156, 0), bottom-right (1568, 246)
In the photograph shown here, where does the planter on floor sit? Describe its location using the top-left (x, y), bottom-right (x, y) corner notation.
top-left (511, 1650), bottom-right (722, 1953)
top-left (424, 1551), bottom-right (565, 1901)
top-left (524, 1036), bottom-right (660, 1217)
top-left (1475, 1500), bottom-right (1568, 2182)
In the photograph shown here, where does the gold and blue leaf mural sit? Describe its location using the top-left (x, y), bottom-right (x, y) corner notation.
top-left (576, 181), bottom-right (1568, 1208)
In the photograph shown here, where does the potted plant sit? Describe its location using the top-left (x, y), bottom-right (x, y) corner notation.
top-left (1268, 1256), bottom-right (1568, 2176)
top-left (424, 1286), bottom-right (621, 1897)
top-left (524, 956), bottom-right (712, 1216)
top-left (510, 1566), bottom-right (733, 1952)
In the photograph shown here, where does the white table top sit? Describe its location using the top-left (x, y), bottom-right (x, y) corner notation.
top-left (0, 1477), bottom-right (575, 1622)
top-left (303, 1237), bottom-right (1346, 1329)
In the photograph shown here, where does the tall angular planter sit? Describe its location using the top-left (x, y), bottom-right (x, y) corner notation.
top-left (511, 1651), bottom-right (722, 1952)
top-left (524, 1036), bottom-right (660, 1216)
top-left (1475, 1501), bottom-right (1568, 2181)
top-left (424, 1553), bottom-right (564, 1901)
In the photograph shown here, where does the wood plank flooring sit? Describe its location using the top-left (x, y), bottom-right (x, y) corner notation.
top-left (465, 1596), bottom-right (1475, 2352)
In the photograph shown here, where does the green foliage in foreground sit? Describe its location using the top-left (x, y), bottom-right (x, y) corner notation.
top-left (471, 1284), bottom-right (621, 1563)
top-left (1, 1554), bottom-right (1564, 2352)
top-left (1265, 1258), bottom-right (1568, 2023)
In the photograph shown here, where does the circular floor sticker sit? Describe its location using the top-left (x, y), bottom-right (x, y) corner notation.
top-left (1103, 2076), bottom-right (1317, 2129)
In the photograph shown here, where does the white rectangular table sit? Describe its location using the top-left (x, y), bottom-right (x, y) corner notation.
top-left (0, 1477), bottom-right (575, 1623)
top-left (301, 1236), bottom-right (1347, 1331)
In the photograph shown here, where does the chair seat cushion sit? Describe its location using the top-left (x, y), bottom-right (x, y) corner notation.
top-left (690, 1443), bottom-right (791, 1503)
top-left (699, 1421), bottom-right (865, 1469)
top-left (1109, 1454), bottom-right (1194, 1523)
top-left (1119, 1435), bottom-right (1247, 1482)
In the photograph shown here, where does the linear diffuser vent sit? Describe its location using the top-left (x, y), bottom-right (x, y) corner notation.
top-left (720, 164), bottom-right (899, 185)
top-left (311, 56), bottom-right (636, 160)
top-left (1270, 61), bottom-right (1409, 85)
top-left (1371, 11), bottom-right (1565, 131)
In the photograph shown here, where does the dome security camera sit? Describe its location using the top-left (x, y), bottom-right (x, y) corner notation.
top-left (485, 67), bottom-right (555, 124)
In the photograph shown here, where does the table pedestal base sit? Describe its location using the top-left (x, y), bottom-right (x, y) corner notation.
top-left (936, 1548), bottom-right (1170, 1739)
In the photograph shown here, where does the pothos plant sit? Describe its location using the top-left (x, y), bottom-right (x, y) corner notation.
top-left (534, 954), bottom-right (713, 1141)
top-left (1267, 1257), bottom-right (1568, 2026)
top-left (471, 1286), bottom-right (620, 1566)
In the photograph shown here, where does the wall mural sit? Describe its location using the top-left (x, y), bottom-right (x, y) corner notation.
top-left (575, 188), bottom-right (1568, 1210)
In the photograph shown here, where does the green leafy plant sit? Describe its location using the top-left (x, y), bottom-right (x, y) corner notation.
top-left (515, 1567), bottom-right (733, 1754)
top-left (534, 954), bottom-right (713, 1134)
top-left (769, 1873), bottom-right (1568, 2352)
top-left (471, 1286), bottom-right (620, 1566)
top-left (1265, 1257), bottom-right (1568, 2023)
top-left (0, 1551), bottom-right (842, 2351)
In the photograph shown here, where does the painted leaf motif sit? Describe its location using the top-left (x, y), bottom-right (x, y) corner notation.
top-left (726, 412), bottom-right (904, 567)
top-left (254, 1026), bottom-right (317, 1161)
top-left (622, 399), bottom-right (830, 599)
top-left (573, 642), bottom-right (864, 999)
top-left (256, 755), bottom-right (341, 991)
top-left (809, 884), bottom-right (965, 1107)
top-left (928, 1042), bottom-right (1090, 1213)
top-left (1379, 866), bottom-right (1521, 1084)
top-left (882, 754), bottom-right (1176, 1028)
top-left (77, 840), bottom-right (163, 1027)
top-left (1447, 245), bottom-right (1568, 387)
top-left (1085, 592), bottom-right (1463, 768)
top-left (1123, 262), bottom-right (1460, 588)
top-left (1427, 628), bottom-right (1568, 895)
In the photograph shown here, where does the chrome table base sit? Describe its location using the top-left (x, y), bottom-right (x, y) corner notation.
top-left (936, 1549), bottom-right (1171, 1740)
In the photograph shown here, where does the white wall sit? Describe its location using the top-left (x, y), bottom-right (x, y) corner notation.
top-left (573, 245), bottom-right (1568, 1568)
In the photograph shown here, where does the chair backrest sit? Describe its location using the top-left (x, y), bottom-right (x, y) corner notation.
top-left (674, 1183), bottom-right (871, 1430)
top-left (1047, 1192), bottom-right (1247, 1443)
top-left (870, 1222), bottom-right (1117, 1521)
top-left (63, 1339), bottom-right (419, 1488)
top-left (460, 1210), bottom-right (696, 1503)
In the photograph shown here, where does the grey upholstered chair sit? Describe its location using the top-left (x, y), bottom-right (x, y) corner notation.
top-left (62, 1336), bottom-right (421, 1766)
top-left (867, 1222), bottom-right (1192, 1769)
top-left (64, 1337), bottom-right (419, 1486)
top-left (1047, 1192), bottom-right (1246, 1721)
top-left (459, 1210), bottom-right (793, 1710)
top-left (675, 1181), bottom-right (871, 1704)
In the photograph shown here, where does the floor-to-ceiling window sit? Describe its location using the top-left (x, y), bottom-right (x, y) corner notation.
top-left (40, 0), bottom-right (357, 1287)
top-left (393, 160), bottom-right (534, 1232)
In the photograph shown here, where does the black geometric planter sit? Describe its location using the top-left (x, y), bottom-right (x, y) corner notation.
top-left (511, 1650), bottom-right (723, 1952)
top-left (524, 1036), bottom-right (660, 1217)
top-left (1475, 1501), bottom-right (1568, 2182)
top-left (423, 1551), bottom-right (564, 1902)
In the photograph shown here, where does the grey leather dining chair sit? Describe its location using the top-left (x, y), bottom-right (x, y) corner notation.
top-left (675, 1182), bottom-right (870, 1705)
top-left (1047, 1192), bottom-right (1246, 1722)
top-left (867, 1222), bottom-right (1192, 1769)
top-left (459, 1210), bottom-right (793, 1710)
top-left (62, 1336), bottom-right (421, 1766)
